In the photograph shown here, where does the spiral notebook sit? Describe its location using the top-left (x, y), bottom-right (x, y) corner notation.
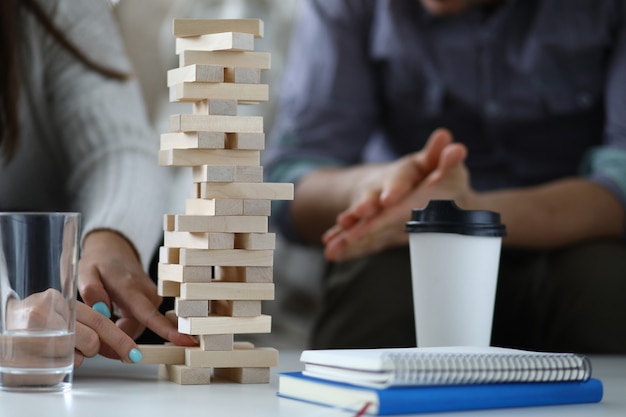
top-left (300, 346), bottom-right (592, 388)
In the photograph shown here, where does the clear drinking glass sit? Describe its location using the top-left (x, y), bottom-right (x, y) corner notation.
top-left (0, 212), bottom-right (80, 392)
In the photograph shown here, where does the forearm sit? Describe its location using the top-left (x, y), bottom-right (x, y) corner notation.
top-left (291, 165), bottom-right (382, 244)
top-left (472, 178), bottom-right (624, 248)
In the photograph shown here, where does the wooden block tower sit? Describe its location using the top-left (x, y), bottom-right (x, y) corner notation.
top-left (144, 18), bottom-right (293, 385)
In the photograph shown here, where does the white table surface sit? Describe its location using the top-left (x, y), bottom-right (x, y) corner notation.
top-left (1, 351), bottom-right (624, 417)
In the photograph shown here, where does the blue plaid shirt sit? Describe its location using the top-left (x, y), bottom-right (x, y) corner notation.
top-left (266, 0), bottom-right (626, 240)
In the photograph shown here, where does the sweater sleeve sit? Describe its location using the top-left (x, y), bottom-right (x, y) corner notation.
top-left (41, 0), bottom-right (167, 269)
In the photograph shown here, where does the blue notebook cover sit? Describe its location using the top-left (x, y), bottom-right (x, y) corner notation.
top-left (277, 371), bottom-right (603, 415)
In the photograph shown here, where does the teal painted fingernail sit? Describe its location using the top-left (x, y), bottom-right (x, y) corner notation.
top-left (129, 348), bottom-right (143, 363)
top-left (92, 302), bottom-right (111, 318)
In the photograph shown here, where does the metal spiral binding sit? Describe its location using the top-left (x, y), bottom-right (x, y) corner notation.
top-left (384, 352), bottom-right (592, 385)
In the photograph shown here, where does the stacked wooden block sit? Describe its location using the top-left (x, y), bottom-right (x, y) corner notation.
top-left (147, 18), bottom-right (293, 385)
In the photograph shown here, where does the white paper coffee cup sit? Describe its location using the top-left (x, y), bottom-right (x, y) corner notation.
top-left (405, 200), bottom-right (506, 347)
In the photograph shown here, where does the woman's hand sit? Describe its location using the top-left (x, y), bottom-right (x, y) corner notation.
top-left (77, 230), bottom-right (196, 348)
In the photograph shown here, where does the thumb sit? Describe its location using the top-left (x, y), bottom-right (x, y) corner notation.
top-left (428, 142), bottom-right (468, 184)
top-left (77, 262), bottom-right (113, 319)
top-left (380, 128), bottom-right (454, 206)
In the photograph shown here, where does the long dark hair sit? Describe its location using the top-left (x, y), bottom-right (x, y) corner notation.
top-left (0, 0), bottom-right (131, 163)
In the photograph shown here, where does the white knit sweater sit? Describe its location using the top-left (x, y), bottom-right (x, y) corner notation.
top-left (0, 0), bottom-right (167, 269)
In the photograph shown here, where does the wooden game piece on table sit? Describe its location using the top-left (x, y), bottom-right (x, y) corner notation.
top-left (225, 132), bottom-right (265, 150)
top-left (191, 165), bottom-right (263, 183)
top-left (185, 347), bottom-right (278, 368)
top-left (167, 64), bottom-right (224, 86)
top-left (165, 309), bottom-right (178, 325)
top-left (193, 99), bottom-right (238, 116)
top-left (212, 300), bottom-right (263, 317)
top-left (160, 132), bottom-right (226, 150)
top-left (175, 298), bottom-right (210, 317)
top-left (214, 367), bottom-right (270, 384)
top-left (175, 32), bottom-right (255, 54)
top-left (199, 334), bottom-right (234, 351)
top-left (170, 82), bottom-right (269, 103)
top-left (173, 19), bottom-right (264, 39)
top-left (199, 182), bottom-right (293, 200)
top-left (159, 148), bottom-right (260, 167)
top-left (243, 199), bottom-right (271, 216)
top-left (178, 50), bottom-right (270, 70)
top-left (215, 266), bottom-right (274, 283)
top-left (159, 364), bottom-right (212, 385)
top-left (179, 282), bottom-right (274, 301)
top-left (233, 166), bottom-right (264, 183)
top-left (191, 165), bottom-right (236, 182)
top-left (172, 214), bottom-right (267, 233)
top-left (185, 198), bottom-right (244, 216)
top-left (178, 314), bottom-right (272, 335)
top-left (158, 263), bottom-right (213, 283)
top-left (178, 248), bottom-right (273, 267)
top-left (164, 231), bottom-right (235, 250)
top-left (136, 344), bottom-right (186, 365)
top-left (158, 279), bottom-right (180, 297)
top-left (169, 114), bottom-right (263, 133)
top-left (224, 67), bottom-right (262, 84)
top-left (235, 233), bottom-right (276, 250)
top-left (159, 246), bottom-right (180, 263)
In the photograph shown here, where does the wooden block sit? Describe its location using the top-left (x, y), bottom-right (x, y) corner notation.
top-left (199, 334), bottom-right (234, 351)
top-left (159, 246), bottom-right (180, 264)
top-left (169, 114), bottom-right (263, 134)
top-left (164, 231), bottom-right (235, 250)
top-left (215, 266), bottom-right (273, 283)
top-left (225, 132), bottom-right (265, 150)
top-left (212, 300), bottom-right (262, 317)
top-left (224, 67), bottom-right (261, 84)
top-left (158, 263), bottom-right (213, 283)
top-left (175, 298), bottom-right (210, 317)
top-left (173, 19), bottom-right (264, 39)
top-left (179, 248), bottom-right (273, 267)
top-left (234, 166), bottom-right (263, 183)
top-left (190, 182), bottom-right (200, 198)
top-left (158, 278), bottom-right (180, 297)
top-left (167, 64), bottom-right (224, 87)
top-left (160, 132), bottom-right (226, 150)
top-left (159, 149), bottom-right (260, 167)
top-left (165, 309), bottom-right (178, 325)
top-left (174, 215), bottom-right (267, 233)
top-left (185, 198), bottom-right (244, 216)
top-left (185, 347), bottom-right (278, 368)
top-left (193, 99), bottom-right (237, 116)
top-left (179, 314), bottom-right (272, 335)
top-left (170, 82), bottom-right (268, 104)
top-left (163, 214), bottom-right (176, 231)
top-left (243, 200), bottom-right (271, 216)
top-left (235, 233), bottom-right (275, 250)
top-left (176, 32), bottom-right (254, 53)
top-left (200, 182), bottom-right (293, 200)
top-left (234, 341), bottom-right (255, 350)
top-left (179, 50), bottom-right (270, 69)
top-left (136, 344), bottom-right (186, 365)
top-left (180, 282), bottom-right (274, 301)
top-left (191, 165), bottom-right (234, 182)
top-left (214, 367), bottom-right (270, 384)
top-left (192, 165), bottom-right (263, 183)
top-left (159, 364), bottom-right (211, 385)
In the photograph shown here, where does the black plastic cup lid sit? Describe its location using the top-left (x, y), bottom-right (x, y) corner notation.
top-left (405, 200), bottom-right (506, 237)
